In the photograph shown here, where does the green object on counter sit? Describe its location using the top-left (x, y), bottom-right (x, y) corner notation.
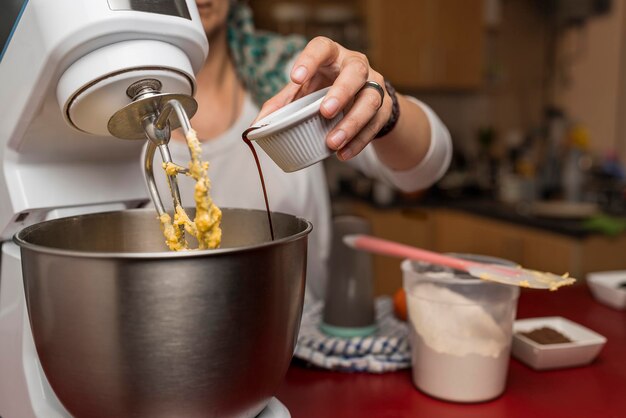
top-left (319, 322), bottom-right (377, 338)
top-left (583, 215), bottom-right (626, 237)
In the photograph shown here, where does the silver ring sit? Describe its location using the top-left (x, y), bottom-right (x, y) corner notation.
top-left (360, 80), bottom-right (385, 110)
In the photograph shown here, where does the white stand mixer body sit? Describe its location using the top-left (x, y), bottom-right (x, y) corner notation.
top-left (0, 0), bottom-right (208, 240)
top-left (0, 242), bottom-right (69, 417)
top-left (0, 1), bottom-right (207, 416)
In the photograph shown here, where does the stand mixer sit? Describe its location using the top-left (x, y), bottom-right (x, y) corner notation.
top-left (0, 1), bottom-right (297, 416)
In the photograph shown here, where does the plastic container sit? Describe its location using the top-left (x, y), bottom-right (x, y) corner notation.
top-left (246, 87), bottom-right (343, 172)
top-left (402, 255), bottom-right (520, 403)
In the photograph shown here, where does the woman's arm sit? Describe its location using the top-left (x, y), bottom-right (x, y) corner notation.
top-left (256, 36), bottom-right (451, 189)
top-left (365, 94), bottom-right (430, 170)
top-left (349, 96), bottom-right (452, 192)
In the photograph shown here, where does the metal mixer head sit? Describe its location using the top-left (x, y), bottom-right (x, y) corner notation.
top-left (108, 79), bottom-right (197, 217)
top-left (108, 79), bottom-right (197, 141)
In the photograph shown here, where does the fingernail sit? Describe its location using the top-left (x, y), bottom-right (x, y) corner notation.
top-left (292, 66), bottom-right (307, 83)
top-left (340, 147), bottom-right (353, 160)
top-left (328, 130), bottom-right (346, 148)
top-left (322, 97), bottom-right (339, 115)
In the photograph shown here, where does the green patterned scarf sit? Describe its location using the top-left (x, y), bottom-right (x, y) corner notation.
top-left (226, 2), bottom-right (307, 108)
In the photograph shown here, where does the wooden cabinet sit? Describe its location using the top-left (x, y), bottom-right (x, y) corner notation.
top-left (431, 209), bottom-right (581, 277)
top-left (342, 202), bottom-right (626, 296)
top-left (347, 202), bottom-right (433, 296)
top-left (363, 0), bottom-right (485, 90)
top-left (251, 0), bottom-right (485, 90)
top-left (432, 209), bottom-right (626, 279)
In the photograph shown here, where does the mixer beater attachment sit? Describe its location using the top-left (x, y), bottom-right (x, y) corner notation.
top-left (108, 79), bottom-right (222, 250)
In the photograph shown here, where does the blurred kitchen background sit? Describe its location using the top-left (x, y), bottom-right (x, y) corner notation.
top-left (250, 0), bottom-right (626, 295)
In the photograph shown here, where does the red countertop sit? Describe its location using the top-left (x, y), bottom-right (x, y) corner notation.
top-left (276, 284), bottom-right (626, 418)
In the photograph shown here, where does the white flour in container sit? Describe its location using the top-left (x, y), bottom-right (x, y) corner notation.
top-left (408, 283), bottom-right (508, 357)
top-left (406, 282), bottom-right (513, 402)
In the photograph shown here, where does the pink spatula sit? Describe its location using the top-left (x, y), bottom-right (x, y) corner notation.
top-left (343, 234), bottom-right (576, 291)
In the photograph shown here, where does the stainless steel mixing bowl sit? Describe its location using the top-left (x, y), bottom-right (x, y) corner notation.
top-left (14, 208), bottom-right (312, 418)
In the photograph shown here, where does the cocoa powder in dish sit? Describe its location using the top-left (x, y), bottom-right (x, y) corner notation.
top-left (518, 327), bottom-right (572, 344)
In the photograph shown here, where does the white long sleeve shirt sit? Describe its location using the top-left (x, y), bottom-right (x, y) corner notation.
top-left (152, 93), bottom-right (452, 299)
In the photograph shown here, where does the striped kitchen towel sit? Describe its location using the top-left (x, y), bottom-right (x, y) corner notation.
top-left (294, 296), bottom-right (410, 373)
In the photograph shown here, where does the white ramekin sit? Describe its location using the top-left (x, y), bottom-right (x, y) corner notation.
top-left (246, 87), bottom-right (343, 172)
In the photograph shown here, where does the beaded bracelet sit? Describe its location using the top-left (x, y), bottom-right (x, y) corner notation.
top-left (375, 79), bottom-right (400, 139)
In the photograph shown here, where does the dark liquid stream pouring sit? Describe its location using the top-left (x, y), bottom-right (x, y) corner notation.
top-left (242, 127), bottom-right (275, 240)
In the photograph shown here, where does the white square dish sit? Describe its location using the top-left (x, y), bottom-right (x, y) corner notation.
top-left (587, 271), bottom-right (626, 310)
top-left (512, 316), bottom-right (606, 370)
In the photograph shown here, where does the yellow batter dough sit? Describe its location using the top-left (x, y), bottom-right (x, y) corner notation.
top-left (159, 128), bottom-right (222, 251)
top-left (477, 269), bottom-right (575, 291)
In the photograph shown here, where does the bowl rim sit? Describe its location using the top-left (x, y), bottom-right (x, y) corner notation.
top-left (512, 316), bottom-right (607, 350)
top-left (13, 207), bottom-right (313, 260)
top-left (587, 271), bottom-right (626, 289)
top-left (246, 87), bottom-right (331, 140)
top-left (586, 272), bottom-right (626, 309)
top-left (401, 255), bottom-right (519, 286)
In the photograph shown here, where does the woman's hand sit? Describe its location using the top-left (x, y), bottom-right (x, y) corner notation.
top-left (255, 36), bottom-right (391, 161)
